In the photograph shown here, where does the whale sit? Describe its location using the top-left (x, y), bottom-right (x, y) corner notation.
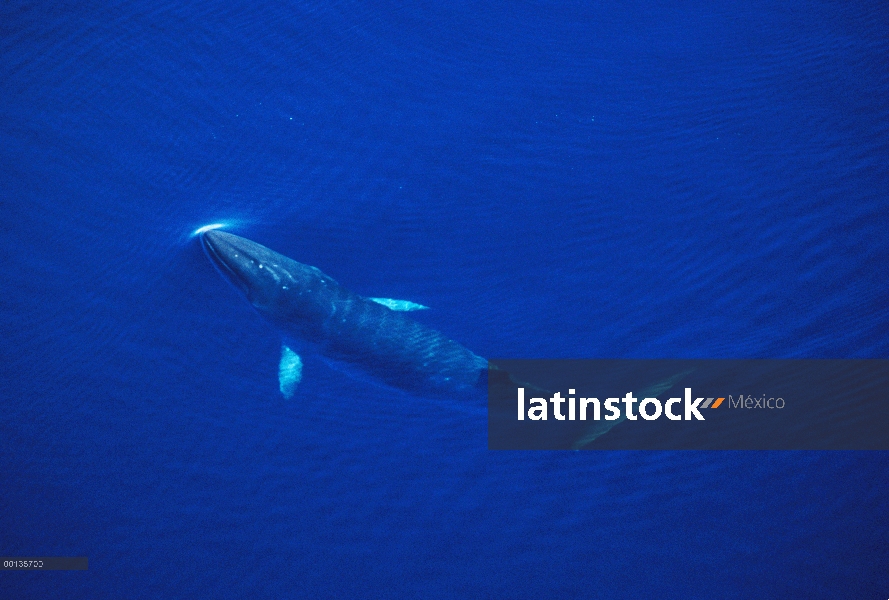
top-left (199, 229), bottom-right (685, 448)
top-left (201, 230), bottom-right (488, 399)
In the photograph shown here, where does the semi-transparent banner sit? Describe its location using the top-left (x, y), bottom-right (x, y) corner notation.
top-left (487, 360), bottom-right (889, 450)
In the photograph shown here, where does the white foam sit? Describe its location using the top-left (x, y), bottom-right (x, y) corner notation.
top-left (191, 223), bottom-right (226, 237)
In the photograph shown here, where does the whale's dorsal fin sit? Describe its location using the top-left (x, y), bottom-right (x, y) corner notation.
top-left (278, 344), bottom-right (303, 399)
top-left (367, 297), bottom-right (429, 311)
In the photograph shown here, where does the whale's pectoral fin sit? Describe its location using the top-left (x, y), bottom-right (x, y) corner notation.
top-left (278, 344), bottom-right (303, 399)
top-left (367, 297), bottom-right (429, 311)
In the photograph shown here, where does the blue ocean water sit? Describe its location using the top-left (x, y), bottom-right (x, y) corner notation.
top-left (2, 0), bottom-right (888, 597)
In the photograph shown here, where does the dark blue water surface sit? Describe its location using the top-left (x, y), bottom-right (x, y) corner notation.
top-left (2, 1), bottom-right (888, 597)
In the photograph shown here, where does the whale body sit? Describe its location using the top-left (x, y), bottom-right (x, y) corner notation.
top-left (201, 230), bottom-right (487, 398)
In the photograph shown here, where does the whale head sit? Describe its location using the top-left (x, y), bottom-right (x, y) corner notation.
top-left (201, 230), bottom-right (338, 335)
top-left (201, 230), bottom-right (293, 313)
